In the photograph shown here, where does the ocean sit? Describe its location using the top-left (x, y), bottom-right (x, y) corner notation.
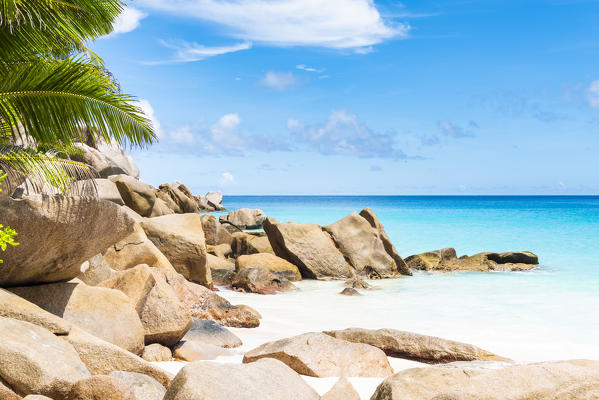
top-left (216, 196), bottom-right (599, 366)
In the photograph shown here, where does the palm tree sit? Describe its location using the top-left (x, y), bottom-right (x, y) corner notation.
top-left (0, 0), bottom-right (156, 194)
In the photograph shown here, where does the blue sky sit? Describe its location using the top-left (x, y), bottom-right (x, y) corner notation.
top-left (92, 0), bottom-right (599, 195)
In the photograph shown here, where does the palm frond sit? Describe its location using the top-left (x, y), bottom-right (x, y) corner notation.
top-left (0, 57), bottom-right (156, 147)
top-left (0, 146), bottom-right (99, 197)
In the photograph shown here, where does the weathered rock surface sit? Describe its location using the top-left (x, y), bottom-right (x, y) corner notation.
top-left (141, 214), bottom-right (211, 287)
top-left (324, 328), bottom-right (510, 364)
top-left (236, 253), bottom-right (302, 281)
top-left (78, 254), bottom-right (117, 286)
top-left (72, 140), bottom-right (139, 179)
top-left (149, 197), bottom-right (175, 217)
top-left (340, 287), bottom-right (361, 296)
top-left (263, 218), bottom-right (353, 279)
top-left (0, 195), bottom-right (134, 286)
top-left (219, 208), bottom-right (266, 229)
top-left (99, 265), bottom-right (193, 346)
top-left (207, 253), bottom-right (235, 275)
top-left (0, 382), bottom-right (21, 400)
top-left (163, 359), bottom-right (319, 400)
top-left (243, 332), bottom-right (393, 377)
top-left (0, 317), bottom-right (90, 398)
top-left (231, 232), bottom-right (273, 257)
top-left (344, 276), bottom-right (378, 290)
top-left (65, 375), bottom-right (135, 400)
top-left (201, 214), bottom-right (233, 246)
top-left (162, 270), bottom-right (260, 328)
top-left (321, 377), bottom-right (360, 400)
top-left (406, 249), bottom-right (539, 272)
top-left (157, 184), bottom-right (198, 214)
top-left (0, 289), bottom-right (71, 334)
top-left (141, 344), bottom-right (172, 362)
top-left (110, 174), bottom-right (157, 217)
top-left (11, 282), bottom-right (145, 354)
top-left (235, 304), bottom-right (262, 320)
top-left (64, 327), bottom-right (173, 388)
top-left (207, 243), bottom-right (233, 259)
top-left (172, 340), bottom-right (232, 361)
top-left (103, 223), bottom-right (175, 272)
top-left (232, 267), bottom-right (297, 294)
top-left (205, 191), bottom-right (224, 210)
top-left (109, 371), bottom-right (166, 400)
top-left (23, 395), bottom-right (52, 400)
top-left (73, 178), bottom-right (124, 205)
top-left (182, 318), bottom-right (242, 348)
top-left (370, 360), bottom-right (599, 400)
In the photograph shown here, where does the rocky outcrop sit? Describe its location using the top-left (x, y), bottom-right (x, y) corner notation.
top-left (64, 327), bottom-right (173, 388)
top-left (141, 214), bottom-right (211, 287)
top-left (0, 289), bottom-right (71, 334)
top-left (78, 254), bottom-right (117, 286)
top-left (103, 223), bottom-right (175, 272)
top-left (264, 209), bottom-right (410, 280)
top-left (163, 359), bottom-right (319, 400)
top-left (72, 139), bottom-right (140, 179)
top-left (0, 317), bottom-right (90, 399)
top-left (110, 175), bottom-right (157, 217)
top-left (406, 249), bottom-right (539, 272)
top-left (73, 178), bottom-right (124, 205)
top-left (206, 191), bottom-right (225, 211)
top-left (231, 232), bottom-right (273, 257)
top-left (324, 328), bottom-right (510, 364)
top-left (232, 268), bottom-right (297, 294)
top-left (321, 378), bottom-right (360, 400)
top-left (344, 276), bottom-right (378, 290)
top-left (141, 344), bottom-right (172, 362)
top-left (263, 218), bottom-right (353, 279)
top-left (108, 371), bottom-right (166, 400)
top-left (182, 318), bottom-right (242, 348)
top-left (99, 265), bottom-right (193, 347)
top-left (370, 360), bottom-right (599, 400)
top-left (207, 254), bottom-right (236, 286)
top-left (10, 282), bottom-right (145, 354)
top-left (162, 270), bottom-right (260, 328)
top-left (243, 332), bottom-right (393, 377)
top-left (219, 208), bottom-right (266, 230)
top-left (201, 214), bottom-right (233, 246)
top-left (157, 183), bottom-right (199, 214)
top-left (236, 253), bottom-right (302, 281)
top-left (65, 375), bottom-right (135, 400)
top-left (0, 195), bottom-right (134, 286)
top-left (207, 243), bottom-right (233, 259)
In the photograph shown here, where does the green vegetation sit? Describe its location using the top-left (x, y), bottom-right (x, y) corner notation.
top-left (0, 170), bottom-right (18, 263)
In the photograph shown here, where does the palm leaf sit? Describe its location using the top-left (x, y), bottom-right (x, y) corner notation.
top-left (0, 57), bottom-right (156, 147)
top-left (0, 146), bottom-right (99, 197)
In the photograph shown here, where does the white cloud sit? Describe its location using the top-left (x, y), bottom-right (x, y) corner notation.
top-left (438, 120), bottom-right (475, 138)
top-left (296, 64), bottom-right (323, 73)
top-left (111, 7), bottom-right (146, 35)
top-left (588, 81), bottom-right (599, 110)
top-left (137, 0), bottom-right (408, 49)
top-left (151, 41), bottom-right (252, 64)
top-left (219, 172), bottom-right (236, 186)
top-left (261, 71), bottom-right (299, 91)
top-left (136, 99), bottom-right (162, 137)
top-left (170, 126), bottom-right (196, 145)
top-left (202, 113), bottom-right (248, 154)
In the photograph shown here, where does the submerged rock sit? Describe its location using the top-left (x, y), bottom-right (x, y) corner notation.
top-left (243, 332), bottom-right (393, 378)
top-left (232, 267), bottom-right (297, 294)
top-left (340, 287), bottom-right (361, 296)
top-left (324, 328), bottom-right (511, 364)
top-left (0, 195), bottom-right (134, 286)
top-left (406, 249), bottom-right (539, 272)
top-left (219, 208), bottom-right (266, 230)
top-left (344, 276), bottom-right (378, 290)
top-left (370, 360), bottom-right (599, 400)
top-left (163, 359), bottom-right (319, 400)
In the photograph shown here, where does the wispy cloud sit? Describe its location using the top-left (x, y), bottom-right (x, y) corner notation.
top-left (296, 64), bottom-right (323, 73)
top-left (218, 172), bottom-right (236, 186)
top-left (109, 7), bottom-right (146, 36)
top-left (478, 90), bottom-right (565, 122)
top-left (146, 40), bottom-right (252, 64)
top-left (260, 71), bottom-right (299, 91)
top-left (135, 99), bottom-right (162, 137)
top-left (137, 0), bottom-right (408, 50)
top-left (587, 80), bottom-right (599, 110)
top-left (438, 120), bottom-right (476, 138)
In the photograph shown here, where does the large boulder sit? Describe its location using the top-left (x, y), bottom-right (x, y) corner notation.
top-left (201, 214), bottom-right (233, 245)
top-left (207, 254), bottom-right (236, 286)
top-left (405, 248), bottom-right (457, 271)
top-left (141, 214), bottom-right (211, 287)
top-left (487, 251), bottom-right (539, 265)
top-left (161, 270), bottom-right (259, 328)
top-left (99, 265), bottom-right (193, 347)
top-left (64, 327), bottom-right (173, 388)
top-left (157, 184), bottom-right (199, 213)
top-left (65, 375), bottom-right (135, 400)
top-left (263, 218), bottom-right (353, 279)
top-left (0, 317), bottom-right (90, 398)
top-left (370, 360), bottom-right (599, 400)
top-left (243, 332), bottom-right (393, 377)
top-left (232, 267), bottom-right (297, 294)
top-left (236, 253), bottom-right (301, 281)
top-left (10, 282), bottom-right (145, 354)
top-left (108, 371), bottom-right (166, 400)
top-left (219, 208), bottom-right (266, 230)
top-left (182, 318), bottom-right (242, 348)
top-left (0, 288), bottom-right (71, 334)
top-left (231, 232), bottom-right (273, 257)
top-left (78, 254), bottom-right (117, 286)
top-left (205, 191), bottom-right (225, 210)
top-left (0, 195), bottom-right (134, 286)
top-left (110, 175), bottom-right (157, 217)
top-left (406, 250), bottom-right (539, 272)
top-left (103, 223), bottom-right (175, 272)
top-left (72, 139), bottom-right (139, 179)
top-left (73, 178), bottom-right (124, 205)
top-left (321, 378), bottom-right (360, 400)
top-left (163, 359), bottom-right (319, 400)
top-left (324, 328), bottom-right (511, 364)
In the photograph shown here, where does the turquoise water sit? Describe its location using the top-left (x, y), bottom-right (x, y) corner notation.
top-left (220, 196), bottom-right (599, 361)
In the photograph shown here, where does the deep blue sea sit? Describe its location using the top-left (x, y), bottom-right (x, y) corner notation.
top-left (219, 196), bottom-right (599, 362)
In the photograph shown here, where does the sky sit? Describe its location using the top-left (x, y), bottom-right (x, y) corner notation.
top-left (91, 0), bottom-right (599, 195)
